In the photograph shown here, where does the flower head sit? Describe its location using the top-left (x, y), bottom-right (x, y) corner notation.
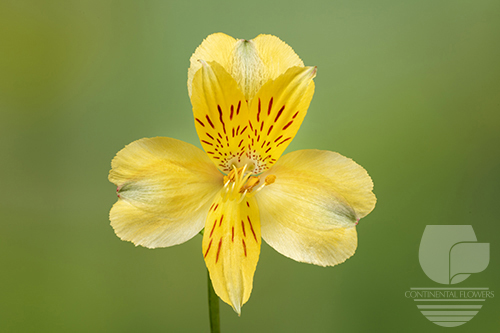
top-left (109, 33), bottom-right (376, 314)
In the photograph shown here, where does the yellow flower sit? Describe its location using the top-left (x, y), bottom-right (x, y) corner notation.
top-left (108, 33), bottom-right (376, 314)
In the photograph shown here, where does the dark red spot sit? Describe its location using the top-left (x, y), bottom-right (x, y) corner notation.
top-left (240, 126), bottom-right (247, 135)
top-left (214, 204), bottom-right (219, 211)
top-left (241, 220), bottom-right (246, 237)
top-left (219, 215), bottom-right (224, 226)
top-left (236, 100), bottom-right (241, 115)
top-left (274, 135), bottom-right (283, 143)
top-left (260, 121), bottom-right (264, 132)
top-left (206, 133), bottom-right (214, 140)
top-left (246, 201), bottom-right (250, 208)
top-left (276, 137), bottom-right (292, 147)
top-left (283, 121), bottom-right (293, 130)
top-left (201, 140), bottom-right (213, 146)
top-left (209, 218), bottom-right (217, 237)
top-left (195, 118), bottom-right (205, 127)
top-left (205, 115), bottom-right (215, 129)
top-left (207, 151), bottom-right (214, 154)
top-left (217, 105), bottom-right (226, 134)
top-left (204, 238), bottom-right (213, 258)
top-left (232, 128), bottom-right (235, 138)
top-left (249, 121), bottom-right (254, 131)
top-left (265, 147), bottom-right (271, 153)
top-left (274, 106), bottom-right (285, 122)
top-left (257, 98), bottom-right (261, 122)
top-left (238, 139), bottom-right (244, 147)
top-left (242, 239), bottom-right (247, 257)
top-left (216, 239), bottom-right (223, 263)
top-left (292, 111), bottom-right (299, 119)
top-left (230, 105), bottom-right (234, 121)
top-left (232, 227), bottom-right (235, 242)
top-left (268, 97), bottom-right (273, 116)
top-left (267, 125), bottom-right (274, 136)
top-left (247, 216), bottom-right (257, 242)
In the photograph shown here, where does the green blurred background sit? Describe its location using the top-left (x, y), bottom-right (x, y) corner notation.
top-left (1, 0), bottom-right (499, 332)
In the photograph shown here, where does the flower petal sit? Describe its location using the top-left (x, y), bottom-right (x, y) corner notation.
top-left (203, 193), bottom-right (261, 314)
top-left (256, 149), bottom-right (376, 266)
top-left (247, 66), bottom-right (316, 171)
top-left (191, 61), bottom-right (251, 173)
top-left (188, 33), bottom-right (304, 102)
top-left (109, 137), bottom-right (222, 248)
top-left (188, 33), bottom-right (237, 97)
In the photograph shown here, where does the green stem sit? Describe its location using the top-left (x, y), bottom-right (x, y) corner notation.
top-left (207, 270), bottom-right (221, 333)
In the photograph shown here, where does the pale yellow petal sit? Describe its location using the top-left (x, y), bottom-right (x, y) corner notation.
top-left (252, 34), bottom-right (304, 81)
top-left (191, 60), bottom-right (250, 173)
top-left (247, 66), bottom-right (316, 172)
top-left (188, 33), bottom-right (237, 97)
top-left (256, 149), bottom-right (376, 266)
top-left (202, 192), bottom-right (261, 314)
top-left (109, 137), bottom-right (222, 248)
top-left (188, 33), bottom-right (305, 102)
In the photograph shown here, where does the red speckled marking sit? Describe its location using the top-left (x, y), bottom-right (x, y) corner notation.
top-left (195, 118), bottom-right (205, 127)
top-left (247, 216), bottom-right (257, 242)
top-left (204, 238), bottom-right (213, 258)
top-left (216, 239), bottom-right (222, 263)
top-left (205, 115), bottom-right (214, 129)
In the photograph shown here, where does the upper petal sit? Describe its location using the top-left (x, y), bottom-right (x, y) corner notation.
top-left (188, 33), bottom-right (304, 102)
top-left (190, 60), bottom-right (250, 173)
top-left (256, 149), bottom-right (376, 266)
top-left (247, 66), bottom-right (316, 172)
top-left (109, 137), bottom-right (222, 248)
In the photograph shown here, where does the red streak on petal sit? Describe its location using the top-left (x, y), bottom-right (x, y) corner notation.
top-left (276, 137), bottom-right (291, 147)
top-left (242, 239), bottom-right (247, 257)
top-left (257, 98), bottom-right (261, 122)
top-left (232, 227), bottom-right (235, 242)
top-left (268, 97), bottom-right (273, 116)
top-left (209, 219), bottom-right (217, 237)
top-left (236, 100), bottom-right (241, 115)
top-left (204, 238), bottom-right (213, 258)
top-left (282, 121), bottom-right (293, 130)
top-left (241, 220), bottom-right (246, 237)
top-left (216, 239), bottom-right (222, 263)
top-left (275, 106), bottom-right (285, 122)
top-left (219, 214), bottom-right (224, 226)
top-left (205, 115), bottom-right (215, 129)
top-left (267, 125), bottom-right (274, 136)
top-left (195, 118), bottom-right (205, 127)
top-left (247, 216), bottom-right (257, 242)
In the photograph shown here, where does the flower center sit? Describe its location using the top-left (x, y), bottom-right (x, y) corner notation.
top-left (221, 164), bottom-right (276, 203)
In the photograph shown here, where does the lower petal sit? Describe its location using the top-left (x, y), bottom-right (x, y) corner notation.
top-left (256, 149), bottom-right (376, 266)
top-left (202, 191), bottom-right (261, 314)
top-left (108, 137), bottom-right (222, 248)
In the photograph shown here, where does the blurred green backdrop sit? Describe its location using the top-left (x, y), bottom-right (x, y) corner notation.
top-left (1, 0), bottom-right (499, 332)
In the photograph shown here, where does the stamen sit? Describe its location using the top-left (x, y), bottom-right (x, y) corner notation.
top-left (222, 164), bottom-right (277, 202)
